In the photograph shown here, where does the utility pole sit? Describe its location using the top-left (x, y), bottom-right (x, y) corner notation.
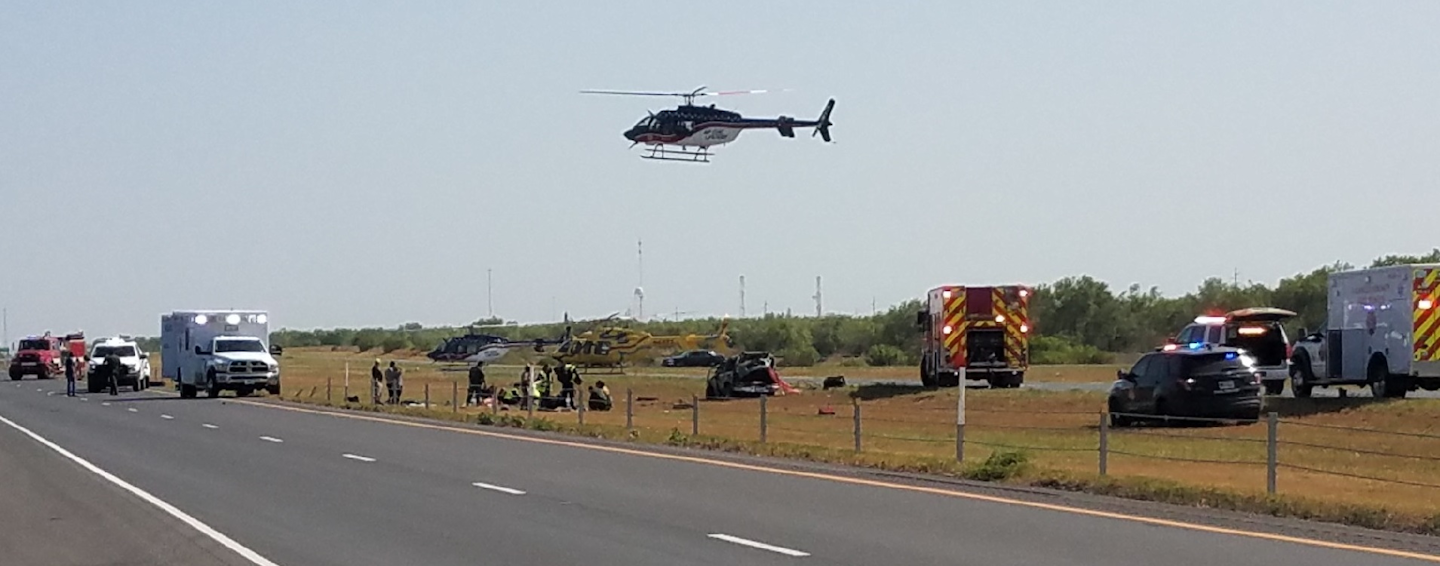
top-left (739, 275), bottom-right (746, 318)
top-left (2, 308), bottom-right (7, 351)
top-left (487, 268), bottom-right (494, 318)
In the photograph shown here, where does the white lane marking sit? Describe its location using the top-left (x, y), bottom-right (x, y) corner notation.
top-left (202, 424), bottom-right (219, 429)
top-left (341, 453), bottom-right (376, 463)
top-left (0, 413), bottom-right (281, 566)
top-left (46, 391), bottom-right (54, 396)
top-left (161, 414), bottom-right (174, 420)
top-left (259, 436), bottom-right (283, 443)
top-left (36, 388), bottom-right (43, 392)
top-left (708, 534), bottom-right (810, 557)
top-left (80, 398), bottom-right (89, 402)
top-left (127, 408), bottom-right (138, 413)
top-left (101, 402), bottom-right (111, 407)
top-left (471, 482), bottom-right (526, 495)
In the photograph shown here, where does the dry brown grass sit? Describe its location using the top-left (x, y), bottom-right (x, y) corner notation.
top-left (255, 347), bottom-right (1440, 528)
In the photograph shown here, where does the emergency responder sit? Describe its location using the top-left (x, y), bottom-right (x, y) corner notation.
top-left (102, 352), bottom-right (123, 396)
top-left (558, 363), bottom-right (578, 410)
top-left (63, 351), bottom-right (77, 397)
top-left (370, 359), bottom-right (383, 404)
top-left (467, 363), bottom-right (487, 406)
top-left (588, 379), bottom-right (612, 411)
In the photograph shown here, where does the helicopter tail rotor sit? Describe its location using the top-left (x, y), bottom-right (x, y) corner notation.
top-left (813, 98), bottom-right (835, 142)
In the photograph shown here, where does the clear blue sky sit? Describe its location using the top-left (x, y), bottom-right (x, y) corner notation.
top-left (3, 1), bottom-right (1438, 340)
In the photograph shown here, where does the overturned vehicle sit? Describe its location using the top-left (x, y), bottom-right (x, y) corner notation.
top-left (705, 351), bottom-right (796, 399)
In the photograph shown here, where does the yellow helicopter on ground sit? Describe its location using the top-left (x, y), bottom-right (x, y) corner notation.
top-left (542, 317), bottom-right (734, 371)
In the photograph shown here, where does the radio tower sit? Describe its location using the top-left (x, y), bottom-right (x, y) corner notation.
top-left (813, 276), bottom-right (823, 317)
top-left (633, 238), bottom-right (645, 321)
top-left (739, 275), bottom-right (746, 318)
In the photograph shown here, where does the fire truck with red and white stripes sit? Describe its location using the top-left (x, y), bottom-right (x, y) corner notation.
top-left (917, 285), bottom-right (1032, 388)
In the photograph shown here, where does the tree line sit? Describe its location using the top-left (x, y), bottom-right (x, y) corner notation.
top-left (268, 249), bottom-right (1439, 367)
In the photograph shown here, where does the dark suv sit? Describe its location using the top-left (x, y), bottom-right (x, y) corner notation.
top-left (1108, 346), bottom-right (1263, 426)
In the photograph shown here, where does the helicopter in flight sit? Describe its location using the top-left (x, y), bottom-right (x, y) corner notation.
top-left (581, 86), bottom-right (835, 163)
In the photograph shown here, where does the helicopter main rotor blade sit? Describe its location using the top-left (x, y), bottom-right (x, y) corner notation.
top-left (580, 90), bottom-right (691, 97)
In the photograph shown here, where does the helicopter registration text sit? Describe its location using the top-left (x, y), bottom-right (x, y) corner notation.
top-left (681, 126), bottom-right (741, 147)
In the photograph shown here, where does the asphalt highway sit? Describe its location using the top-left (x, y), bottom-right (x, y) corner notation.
top-left (2, 378), bottom-right (1438, 565)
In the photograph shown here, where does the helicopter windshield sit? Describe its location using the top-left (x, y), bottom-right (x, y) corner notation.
top-left (633, 116), bottom-right (654, 129)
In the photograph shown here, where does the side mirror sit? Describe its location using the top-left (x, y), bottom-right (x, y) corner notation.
top-left (1297, 327), bottom-right (1308, 339)
top-left (140, 353), bottom-right (149, 359)
top-left (193, 346), bottom-right (203, 355)
top-left (1117, 369), bottom-right (1135, 382)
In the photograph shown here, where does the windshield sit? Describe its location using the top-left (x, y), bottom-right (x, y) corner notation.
top-left (215, 339), bottom-right (265, 353)
top-left (18, 339), bottom-right (50, 351)
top-left (93, 345), bottom-right (137, 358)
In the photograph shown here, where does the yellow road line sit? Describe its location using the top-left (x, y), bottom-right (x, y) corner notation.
top-left (233, 398), bottom-right (1440, 563)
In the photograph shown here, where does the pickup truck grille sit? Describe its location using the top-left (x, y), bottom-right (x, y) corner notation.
top-left (227, 361), bottom-right (270, 374)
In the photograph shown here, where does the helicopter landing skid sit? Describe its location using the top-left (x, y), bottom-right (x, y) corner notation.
top-left (641, 145), bottom-right (711, 163)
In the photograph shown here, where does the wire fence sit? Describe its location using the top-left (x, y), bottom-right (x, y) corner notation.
top-left (297, 371), bottom-right (1440, 504)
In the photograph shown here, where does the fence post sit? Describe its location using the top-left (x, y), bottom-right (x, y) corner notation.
top-left (691, 394), bottom-right (699, 436)
top-left (452, 381), bottom-right (458, 413)
top-left (1098, 411), bottom-right (1109, 476)
top-left (326, 376), bottom-right (332, 403)
top-left (527, 388), bottom-right (534, 420)
top-left (625, 388), bottom-right (633, 431)
top-left (343, 362), bottom-right (350, 404)
top-left (424, 382), bottom-right (430, 409)
top-left (1267, 412), bottom-right (1278, 495)
top-left (760, 394), bottom-right (768, 444)
top-left (491, 391), bottom-right (499, 415)
top-left (956, 380), bottom-right (966, 463)
top-left (853, 398), bottom-right (862, 452)
top-left (578, 393), bottom-right (586, 426)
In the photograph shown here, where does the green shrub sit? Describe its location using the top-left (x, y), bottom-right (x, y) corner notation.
top-left (965, 450), bottom-right (1030, 481)
top-left (864, 344), bottom-right (907, 367)
top-left (1029, 335), bottom-right (1113, 365)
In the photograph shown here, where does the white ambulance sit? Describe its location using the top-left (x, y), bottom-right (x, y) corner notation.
top-left (160, 310), bottom-right (280, 399)
top-left (1290, 265), bottom-right (1440, 398)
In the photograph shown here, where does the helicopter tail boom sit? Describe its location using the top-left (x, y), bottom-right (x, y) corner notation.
top-left (813, 98), bottom-right (835, 142)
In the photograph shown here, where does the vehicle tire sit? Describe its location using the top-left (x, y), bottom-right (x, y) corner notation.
top-left (986, 376), bottom-right (1003, 389)
top-left (1007, 372), bottom-right (1025, 388)
top-left (1291, 356), bottom-right (1314, 399)
top-left (235, 387), bottom-right (252, 397)
top-left (1263, 381), bottom-right (1284, 396)
top-left (180, 384), bottom-right (196, 399)
top-left (1368, 357), bottom-right (1407, 399)
top-left (266, 384), bottom-right (280, 396)
top-left (8, 371), bottom-right (20, 381)
top-left (938, 372), bottom-right (960, 388)
top-left (721, 380), bottom-right (734, 398)
top-left (1107, 398), bottom-right (1130, 428)
top-left (919, 359), bottom-right (936, 388)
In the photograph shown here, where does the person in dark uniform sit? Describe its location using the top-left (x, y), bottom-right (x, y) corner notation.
top-left (467, 363), bottom-right (488, 406)
top-left (63, 351), bottom-right (77, 397)
top-left (558, 364), bottom-right (578, 410)
top-left (102, 352), bottom-right (123, 396)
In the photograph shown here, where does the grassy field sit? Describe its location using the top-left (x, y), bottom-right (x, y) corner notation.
top-left (249, 347), bottom-right (1440, 530)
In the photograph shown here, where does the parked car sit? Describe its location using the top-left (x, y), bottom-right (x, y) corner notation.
top-left (1166, 307), bottom-right (1295, 396)
top-left (1108, 345), bottom-right (1263, 427)
top-left (662, 349), bottom-right (725, 367)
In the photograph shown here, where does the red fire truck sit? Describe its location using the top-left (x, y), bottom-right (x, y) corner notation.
top-left (917, 285), bottom-right (1032, 388)
top-left (8, 332), bottom-right (87, 381)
